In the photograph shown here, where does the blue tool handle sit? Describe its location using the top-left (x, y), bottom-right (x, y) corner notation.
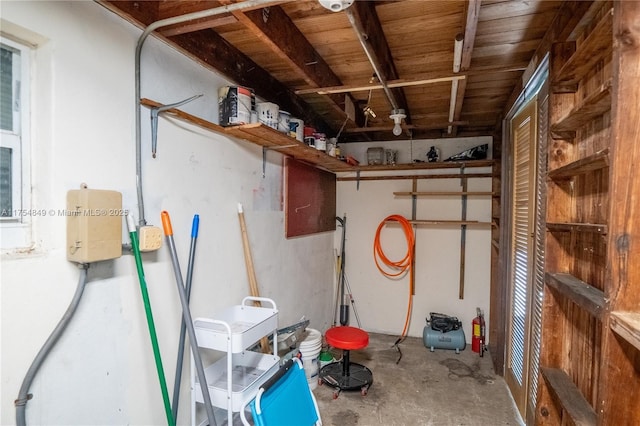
top-left (191, 214), bottom-right (200, 238)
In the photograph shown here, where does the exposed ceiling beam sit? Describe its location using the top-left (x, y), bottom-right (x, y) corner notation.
top-left (295, 65), bottom-right (527, 96)
top-left (451, 0), bottom-right (481, 137)
top-left (296, 75), bottom-right (466, 95)
top-left (345, 121), bottom-right (469, 133)
top-left (170, 30), bottom-right (334, 133)
top-left (348, 1), bottom-right (412, 124)
top-left (100, 0), bottom-right (334, 134)
top-left (222, 3), bottom-right (364, 126)
top-left (160, 15), bottom-right (238, 37)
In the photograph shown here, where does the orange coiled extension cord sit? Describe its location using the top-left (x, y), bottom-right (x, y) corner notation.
top-left (373, 214), bottom-right (415, 341)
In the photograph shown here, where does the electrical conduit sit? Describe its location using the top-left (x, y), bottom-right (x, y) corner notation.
top-left (134, 0), bottom-right (275, 226)
top-left (373, 215), bottom-right (415, 341)
top-left (126, 214), bottom-right (174, 426)
top-left (15, 263), bottom-right (90, 426)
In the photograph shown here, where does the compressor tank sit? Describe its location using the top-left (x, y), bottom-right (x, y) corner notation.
top-left (423, 326), bottom-right (466, 354)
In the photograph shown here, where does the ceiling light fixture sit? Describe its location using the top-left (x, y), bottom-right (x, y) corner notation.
top-left (318, 0), bottom-right (354, 13)
top-left (390, 109), bottom-right (406, 137)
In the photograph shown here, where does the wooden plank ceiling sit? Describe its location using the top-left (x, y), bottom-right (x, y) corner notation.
top-left (101, 0), bottom-right (563, 143)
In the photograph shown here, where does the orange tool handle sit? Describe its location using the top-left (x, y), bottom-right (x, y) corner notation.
top-left (161, 211), bottom-right (173, 236)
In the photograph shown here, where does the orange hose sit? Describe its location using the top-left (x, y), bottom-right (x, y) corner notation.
top-left (373, 215), bottom-right (415, 339)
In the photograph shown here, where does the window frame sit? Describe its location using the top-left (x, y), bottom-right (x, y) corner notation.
top-left (1, 35), bottom-right (32, 250)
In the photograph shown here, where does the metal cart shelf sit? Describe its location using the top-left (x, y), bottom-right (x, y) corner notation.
top-left (191, 296), bottom-right (278, 425)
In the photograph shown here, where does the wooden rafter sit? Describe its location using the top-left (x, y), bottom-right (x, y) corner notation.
top-left (100, 0), bottom-right (334, 134)
top-left (294, 65), bottom-right (526, 96)
top-left (451, 0), bottom-right (481, 137)
top-left (223, 3), bottom-right (364, 126)
top-left (170, 30), bottom-right (333, 133)
top-left (349, 1), bottom-right (412, 124)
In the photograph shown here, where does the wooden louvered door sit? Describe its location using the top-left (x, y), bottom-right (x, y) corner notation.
top-left (505, 98), bottom-right (537, 419)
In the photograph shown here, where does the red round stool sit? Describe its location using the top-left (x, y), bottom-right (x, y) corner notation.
top-left (319, 326), bottom-right (373, 398)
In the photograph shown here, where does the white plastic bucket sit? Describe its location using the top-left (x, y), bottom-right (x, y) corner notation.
top-left (256, 102), bottom-right (279, 130)
top-left (278, 110), bottom-right (291, 133)
top-left (299, 328), bottom-right (322, 390)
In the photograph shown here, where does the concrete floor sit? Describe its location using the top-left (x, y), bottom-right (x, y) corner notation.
top-left (313, 333), bottom-right (523, 426)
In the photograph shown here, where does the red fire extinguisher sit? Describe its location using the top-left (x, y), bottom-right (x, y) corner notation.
top-left (472, 308), bottom-right (486, 357)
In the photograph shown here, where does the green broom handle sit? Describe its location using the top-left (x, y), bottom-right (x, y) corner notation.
top-left (127, 214), bottom-right (174, 426)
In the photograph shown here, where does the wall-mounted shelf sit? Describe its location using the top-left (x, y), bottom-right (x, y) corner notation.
top-left (141, 98), bottom-right (492, 174)
top-left (541, 368), bottom-right (597, 426)
top-left (550, 80), bottom-right (612, 140)
top-left (402, 220), bottom-right (492, 226)
top-left (393, 191), bottom-right (494, 196)
top-left (610, 311), bottom-right (640, 352)
top-left (546, 222), bottom-right (608, 234)
top-left (547, 148), bottom-right (609, 180)
top-left (351, 160), bottom-right (494, 172)
top-left (553, 9), bottom-right (613, 87)
top-left (545, 272), bottom-right (605, 320)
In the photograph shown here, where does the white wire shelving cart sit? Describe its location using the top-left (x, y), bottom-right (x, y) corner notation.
top-left (190, 296), bottom-right (279, 425)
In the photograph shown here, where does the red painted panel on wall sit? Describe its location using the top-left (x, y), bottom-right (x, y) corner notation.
top-left (285, 157), bottom-right (336, 238)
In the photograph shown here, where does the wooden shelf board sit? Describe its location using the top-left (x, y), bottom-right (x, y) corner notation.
top-left (338, 172), bottom-right (493, 182)
top-left (547, 148), bottom-right (609, 180)
top-left (350, 159), bottom-right (494, 172)
top-left (551, 80), bottom-right (612, 139)
top-left (393, 191), bottom-right (494, 196)
top-left (610, 311), bottom-right (640, 352)
top-left (224, 123), bottom-right (353, 172)
top-left (541, 367), bottom-right (597, 426)
top-left (546, 222), bottom-right (608, 235)
top-left (141, 99), bottom-right (493, 174)
top-left (554, 9), bottom-right (613, 86)
top-left (545, 272), bottom-right (606, 319)
top-left (408, 220), bottom-right (492, 226)
top-left (141, 98), bottom-right (226, 134)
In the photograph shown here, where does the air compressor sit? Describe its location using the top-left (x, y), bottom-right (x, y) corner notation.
top-left (472, 308), bottom-right (486, 356)
top-left (422, 312), bottom-right (466, 354)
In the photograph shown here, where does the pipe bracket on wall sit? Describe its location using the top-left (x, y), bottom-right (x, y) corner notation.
top-left (150, 94), bottom-right (203, 158)
top-left (356, 170), bottom-right (361, 191)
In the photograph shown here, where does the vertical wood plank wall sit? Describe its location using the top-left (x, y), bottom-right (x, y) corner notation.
top-left (598, 0), bottom-right (640, 423)
top-left (536, 1), bottom-right (640, 425)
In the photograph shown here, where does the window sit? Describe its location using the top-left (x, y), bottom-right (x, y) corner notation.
top-left (1, 36), bottom-right (31, 249)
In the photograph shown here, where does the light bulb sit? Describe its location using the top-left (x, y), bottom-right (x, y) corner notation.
top-left (389, 109), bottom-right (406, 137)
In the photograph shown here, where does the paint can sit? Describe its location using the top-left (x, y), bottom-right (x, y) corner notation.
top-left (304, 136), bottom-right (316, 148)
top-left (314, 133), bottom-right (327, 151)
top-left (299, 328), bottom-right (322, 390)
top-left (218, 86), bottom-right (254, 126)
top-left (256, 102), bottom-right (279, 130)
top-left (289, 118), bottom-right (304, 142)
top-left (278, 110), bottom-right (291, 133)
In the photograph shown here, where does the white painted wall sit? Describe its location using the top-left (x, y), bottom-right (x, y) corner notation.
top-left (336, 139), bottom-right (493, 344)
top-left (1, 2), bottom-right (334, 425)
top-left (0, 3), bottom-right (495, 424)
